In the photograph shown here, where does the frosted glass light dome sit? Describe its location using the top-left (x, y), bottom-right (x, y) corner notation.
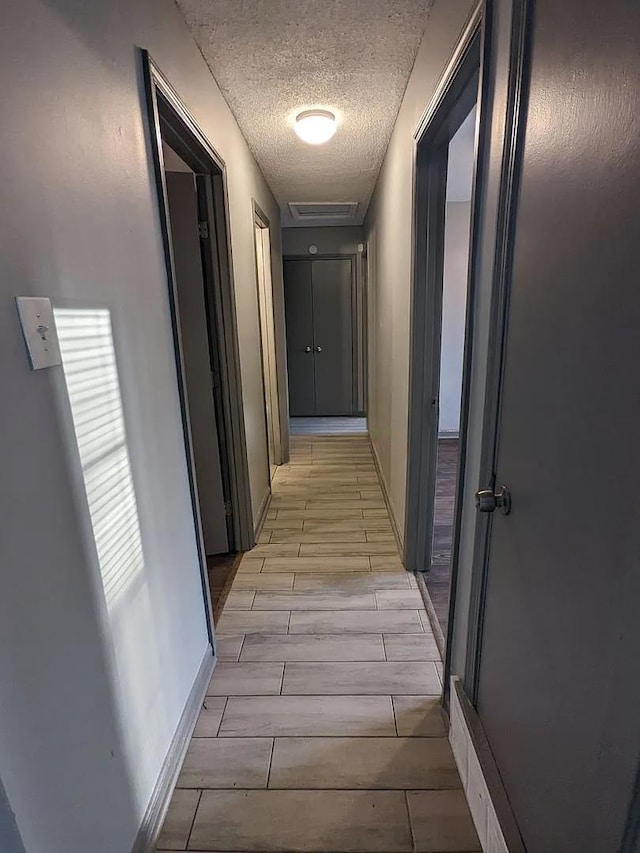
top-left (294, 110), bottom-right (337, 145)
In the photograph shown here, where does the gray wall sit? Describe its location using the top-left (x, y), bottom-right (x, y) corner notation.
top-left (282, 226), bottom-right (364, 257)
top-left (0, 0), bottom-right (282, 850)
top-left (364, 0), bottom-right (476, 535)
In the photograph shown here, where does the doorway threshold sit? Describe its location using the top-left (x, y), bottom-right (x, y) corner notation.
top-left (290, 417), bottom-right (367, 435)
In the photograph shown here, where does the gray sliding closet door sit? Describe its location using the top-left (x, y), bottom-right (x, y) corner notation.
top-left (284, 257), bottom-right (355, 416)
top-left (284, 260), bottom-right (316, 416)
top-left (311, 258), bottom-right (354, 415)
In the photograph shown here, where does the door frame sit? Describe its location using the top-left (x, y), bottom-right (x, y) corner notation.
top-left (141, 50), bottom-right (256, 642)
top-left (462, 0), bottom-right (532, 705)
top-left (252, 201), bottom-right (284, 470)
top-left (403, 4), bottom-right (484, 670)
top-left (283, 253), bottom-right (363, 416)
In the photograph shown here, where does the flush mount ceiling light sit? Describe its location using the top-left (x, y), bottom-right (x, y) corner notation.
top-left (294, 109), bottom-right (337, 145)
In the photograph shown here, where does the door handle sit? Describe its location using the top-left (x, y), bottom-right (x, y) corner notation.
top-left (305, 346), bottom-right (312, 353)
top-left (475, 484), bottom-right (512, 515)
top-left (315, 346), bottom-right (323, 353)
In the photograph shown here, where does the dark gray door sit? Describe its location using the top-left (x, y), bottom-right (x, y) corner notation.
top-left (165, 171), bottom-right (229, 555)
top-left (476, 2), bottom-right (640, 851)
top-left (283, 260), bottom-right (315, 416)
top-left (284, 258), bottom-right (354, 416)
top-left (312, 258), bottom-right (354, 415)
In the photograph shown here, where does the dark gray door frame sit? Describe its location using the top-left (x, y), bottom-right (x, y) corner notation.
top-left (141, 50), bottom-right (256, 644)
top-left (403, 4), bottom-right (484, 697)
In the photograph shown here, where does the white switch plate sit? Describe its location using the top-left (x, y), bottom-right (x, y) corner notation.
top-left (15, 297), bottom-right (62, 370)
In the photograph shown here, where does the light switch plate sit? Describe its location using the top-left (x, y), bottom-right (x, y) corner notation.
top-left (15, 297), bottom-right (62, 370)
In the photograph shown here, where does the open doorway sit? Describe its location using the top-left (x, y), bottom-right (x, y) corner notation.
top-left (428, 106), bottom-right (476, 637)
top-left (143, 53), bottom-right (255, 633)
top-left (253, 204), bottom-right (282, 479)
top-left (162, 142), bottom-right (239, 618)
top-left (404, 24), bottom-right (481, 664)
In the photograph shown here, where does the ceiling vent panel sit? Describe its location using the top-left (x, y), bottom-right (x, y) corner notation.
top-left (288, 202), bottom-right (359, 221)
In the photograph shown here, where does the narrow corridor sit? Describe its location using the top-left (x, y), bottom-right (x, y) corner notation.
top-left (157, 435), bottom-right (479, 852)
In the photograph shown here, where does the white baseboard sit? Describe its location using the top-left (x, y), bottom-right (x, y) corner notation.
top-left (253, 486), bottom-right (271, 542)
top-left (414, 570), bottom-right (446, 660)
top-left (449, 677), bottom-right (524, 853)
top-left (368, 437), bottom-right (404, 555)
top-left (131, 647), bottom-right (215, 853)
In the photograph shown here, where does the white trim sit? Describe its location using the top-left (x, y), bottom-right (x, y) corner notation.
top-left (369, 437), bottom-right (404, 554)
top-left (449, 677), bottom-right (510, 853)
top-left (252, 202), bottom-right (284, 468)
top-left (131, 647), bottom-right (215, 853)
top-left (414, 570), bottom-right (446, 659)
top-left (254, 487), bottom-right (271, 540)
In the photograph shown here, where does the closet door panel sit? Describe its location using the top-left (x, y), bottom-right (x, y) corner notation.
top-left (311, 259), bottom-right (354, 415)
top-left (284, 260), bottom-right (315, 416)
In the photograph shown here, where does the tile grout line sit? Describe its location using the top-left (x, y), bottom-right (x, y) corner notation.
top-left (184, 788), bottom-right (203, 850)
top-left (265, 736), bottom-right (276, 789)
top-left (213, 697), bottom-right (228, 736)
top-left (236, 635), bottom-right (247, 662)
top-left (177, 781), bottom-right (459, 793)
top-left (392, 694), bottom-right (400, 736)
top-left (404, 788), bottom-right (418, 853)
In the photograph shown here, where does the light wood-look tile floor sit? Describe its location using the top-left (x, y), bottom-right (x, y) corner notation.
top-left (157, 435), bottom-right (479, 853)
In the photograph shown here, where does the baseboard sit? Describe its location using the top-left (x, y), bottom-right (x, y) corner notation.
top-left (368, 437), bottom-right (404, 555)
top-left (253, 486), bottom-right (271, 542)
top-left (449, 677), bottom-right (526, 853)
top-left (131, 646), bottom-right (215, 853)
top-left (414, 570), bottom-right (446, 660)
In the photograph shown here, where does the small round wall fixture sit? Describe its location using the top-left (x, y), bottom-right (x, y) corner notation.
top-left (295, 110), bottom-right (337, 145)
top-left (309, 245), bottom-right (318, 255)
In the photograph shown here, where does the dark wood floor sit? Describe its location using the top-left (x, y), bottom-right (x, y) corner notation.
top-left (425, 438), bottom-right (459, 636)
top-left (207, 552), bottom-right (242, 621)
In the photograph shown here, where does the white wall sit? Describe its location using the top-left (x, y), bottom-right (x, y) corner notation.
top-left (439, 108), bottom-right (475, 433)
top-left (0, 1), bottom-right (281, 851)
top-left (364, 0), bottom-right (476, 536)
top-left (439, 203), bottom-right (472, 433)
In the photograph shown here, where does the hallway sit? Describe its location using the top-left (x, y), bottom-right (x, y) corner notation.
top-left (156, 434), bottom-right (478, 852)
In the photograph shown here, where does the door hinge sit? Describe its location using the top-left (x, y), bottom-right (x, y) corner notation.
top-left (198, 220), bottom-right (209, 239)
top-left (224, 500), bottom-right (233, 517)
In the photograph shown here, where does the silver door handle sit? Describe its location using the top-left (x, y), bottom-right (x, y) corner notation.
top-left (305, 346), bottom-right (312, 353)
top-left (315, 346), bottom-right (323, 353)
top-left (475, 484), bottom-right (511, 515)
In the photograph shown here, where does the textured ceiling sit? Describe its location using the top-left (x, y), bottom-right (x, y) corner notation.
top-left (175, 0), bottom-right (433, 226)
